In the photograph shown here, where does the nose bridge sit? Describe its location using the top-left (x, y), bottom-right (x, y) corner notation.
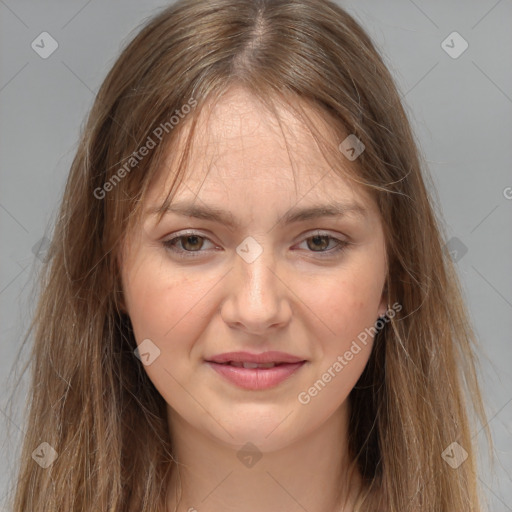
top-left (221, 235), bottom-right (290, 331)
top-left (235, 235), bottom-right (278, 302)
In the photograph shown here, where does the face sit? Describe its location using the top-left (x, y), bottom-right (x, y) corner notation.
top-left (119, 86), bottom-right (388, 452)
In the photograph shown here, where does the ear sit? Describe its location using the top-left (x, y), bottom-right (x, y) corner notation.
top-left (377, 281), bottom-right (388, 318)
top-left (116, 251), bottom-right (128, 315)
top-left (118, 293), bottom-right (128, 314)
top-left (377, 300), bottom-right (387, 318)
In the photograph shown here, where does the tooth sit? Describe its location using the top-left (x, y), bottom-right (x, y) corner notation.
top-left (239, 362), bottom-right (277, 369)
top-left (227, 361), bottom-right (279, 368)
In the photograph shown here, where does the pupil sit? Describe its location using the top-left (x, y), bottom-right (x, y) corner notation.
top-left (309, 235), bottom-right (328, 251)
top-left (184, 236), bottom-right (202, 251)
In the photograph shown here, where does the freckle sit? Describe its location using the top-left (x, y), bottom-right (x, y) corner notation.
top-left (354, 300), bottom-right (364, 311)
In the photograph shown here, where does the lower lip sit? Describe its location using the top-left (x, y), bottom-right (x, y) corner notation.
top-left (206, 361), bottom-right (306, 390)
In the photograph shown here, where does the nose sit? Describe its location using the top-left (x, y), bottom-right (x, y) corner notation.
top-left (220, 240), bottom-right (292, 335)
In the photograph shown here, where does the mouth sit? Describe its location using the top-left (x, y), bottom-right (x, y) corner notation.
top-left (214, 361), bottom-right (290, 369)
top-left (205, 352), bottom-right (307, 390)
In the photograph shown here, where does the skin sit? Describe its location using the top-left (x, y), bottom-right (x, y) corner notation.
top-left (119, 86), bottom-right (388, 512)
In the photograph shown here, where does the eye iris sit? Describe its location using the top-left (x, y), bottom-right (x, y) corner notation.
top-left (307, 235), bottom-right (330, 251)
top-left (182, 235), bottom-right (203, 251)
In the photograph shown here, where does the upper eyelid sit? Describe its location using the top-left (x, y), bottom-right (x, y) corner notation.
top-left (164, 230), bottom-right (348, 248)
top-left (165, 228), bottom-right (346, 239)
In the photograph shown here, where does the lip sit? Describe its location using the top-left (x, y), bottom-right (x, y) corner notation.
top-left (205, 351), bottom-right (307, 391)
top-left (207, 351), bottom-right (305, 364)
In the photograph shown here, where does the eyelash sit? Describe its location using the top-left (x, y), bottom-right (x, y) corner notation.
top-left (161, 230), bottom-right (349, 260)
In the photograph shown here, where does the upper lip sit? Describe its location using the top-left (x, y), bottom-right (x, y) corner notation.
top-left (206, 351), bottom-right (306, 364)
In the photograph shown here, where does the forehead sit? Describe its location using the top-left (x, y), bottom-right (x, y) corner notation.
top-left (147, 86), bottom-right (373, 210)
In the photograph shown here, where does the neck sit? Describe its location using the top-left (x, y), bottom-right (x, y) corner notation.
top-left (165, 401), bottom-right (362, 512)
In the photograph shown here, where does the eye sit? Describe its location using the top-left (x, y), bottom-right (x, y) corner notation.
top-left (162, 231), bottom-right (217, 259)
top-left (162, 230), bottom-right (349, 260)
top-left (295, 233), bottom-right (348, 257)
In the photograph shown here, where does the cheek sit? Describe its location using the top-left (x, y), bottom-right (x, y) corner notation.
top-left (300, 265), bottom-right (384, 348)
top-left (297, 253), bottom-right (385, 414)
top-left (293, 270), bottom-right (381, 419)
top-left (122, 252), bottom-right (224, 368)
top-left (123, 262), bottom-right (169, 342)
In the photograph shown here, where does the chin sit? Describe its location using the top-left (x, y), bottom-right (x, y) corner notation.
top-left (214, 406), bottom-right (307, 451)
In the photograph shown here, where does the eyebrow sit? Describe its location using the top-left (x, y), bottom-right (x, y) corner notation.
top-left (146, 200), bottom-right (368, 229)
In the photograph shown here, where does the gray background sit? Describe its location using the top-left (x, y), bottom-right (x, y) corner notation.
top-left (1, 0), bottom-right (511, 510)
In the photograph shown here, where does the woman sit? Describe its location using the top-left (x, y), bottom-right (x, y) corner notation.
top-left (9, 0), bottom-right (488, 510)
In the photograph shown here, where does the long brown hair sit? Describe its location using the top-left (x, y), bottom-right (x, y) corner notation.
top-left (7, 0), bottom-right (489, 510)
